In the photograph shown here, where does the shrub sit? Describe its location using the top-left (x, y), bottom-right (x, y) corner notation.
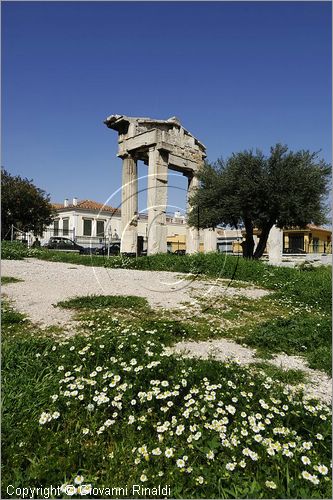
top-left (1, 241), bottom-right (29, 260)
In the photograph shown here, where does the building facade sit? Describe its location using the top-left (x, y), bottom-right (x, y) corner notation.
top-left (42, 198), bottom-right (188, 251)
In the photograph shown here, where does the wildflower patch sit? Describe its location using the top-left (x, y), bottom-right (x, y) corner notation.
top-left (2, 307), bottom-right (331, 499)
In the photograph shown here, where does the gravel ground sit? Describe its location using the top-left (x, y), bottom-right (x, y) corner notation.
top-left (2, 258), bottom-right (268, 327)
top-left (2, 258), bottom-right (331, 402)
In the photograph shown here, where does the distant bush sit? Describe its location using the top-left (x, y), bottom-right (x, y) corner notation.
top-left (1, 241), bottom-right (29, 260)
top-left (1, 241), bottom-right (45, 260)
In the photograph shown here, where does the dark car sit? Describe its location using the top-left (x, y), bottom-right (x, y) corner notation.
top-left (43, 237), bottom-right (85, 253)
top-left (283, 247), bottom-right (306, 254)
top-left (95, 243), bottom-right (121, 256)
top-left (174, 249), bottom-right (186, 255)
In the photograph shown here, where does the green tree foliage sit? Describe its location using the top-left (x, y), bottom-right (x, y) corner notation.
top-left (188, 144), bottom-right (331, 258)
top-left (1, 169), bottom-right (55, 239)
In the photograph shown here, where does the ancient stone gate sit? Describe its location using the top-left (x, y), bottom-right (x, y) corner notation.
top-left (104, 115), bottom-right (206, 255)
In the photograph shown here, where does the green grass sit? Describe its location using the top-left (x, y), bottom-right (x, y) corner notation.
top-left (57, 295), bottom-right (150, 311)
top-left (1, 299), bottom-right (35, 342)
top-left (2, 300), bottom-right (26, 325)
top-left (2, 298), bottom-right (332, 499)
top-left (251, 363), bottom-right (308, 386)
top-left (1, 276), bottom-right (23, 284)
top-left (239, 314), bottom-right (332, 374)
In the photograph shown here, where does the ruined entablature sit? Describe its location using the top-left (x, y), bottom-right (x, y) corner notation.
top-left (104, 114), bottom-right (206, 174)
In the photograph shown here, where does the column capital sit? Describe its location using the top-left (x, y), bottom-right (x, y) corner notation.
top-left (119, 152), bottom-right (136, 160)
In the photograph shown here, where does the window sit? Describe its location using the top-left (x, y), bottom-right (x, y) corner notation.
top-left (289, 234), bottom-right (304, 253)
top-left (62, 239), bottom-right (74, 248)
top-left (313, 238), bottom-right (319, 253)
top-left (83, 219), bottom-right (92, 236)
top-left (63, 218), bottom-right (69, 236)
top-left (54, 219), bottom-right (59, 236)
top-left (96, 220), bottom-right (105, 237)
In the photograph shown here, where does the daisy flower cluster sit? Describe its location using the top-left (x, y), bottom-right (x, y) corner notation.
top-left (34, 312), bottom-right (331, 498)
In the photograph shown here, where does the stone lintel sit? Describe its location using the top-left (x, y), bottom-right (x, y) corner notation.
top-left (118, 130), bottom-right (158, 155)
top-left (168, 153), bottom-right (200, 173)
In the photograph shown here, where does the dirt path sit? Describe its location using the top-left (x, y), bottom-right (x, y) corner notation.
top-left (2, 258), bottom-right (268, 327)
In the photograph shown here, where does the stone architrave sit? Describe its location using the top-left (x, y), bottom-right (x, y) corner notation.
top-left (120, 154), bottom-right (138, 254)
top-left (203, 228), bottom-right (217, 253)
top-left (104, 115), bottom-right (206, 255)
top-left (267, 225), bottom-right (283, 265)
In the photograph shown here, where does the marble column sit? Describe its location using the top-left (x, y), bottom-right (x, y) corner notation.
top-left (267, 224), bottom-right (283, 265)
top-left (120, 154), bottom-right (138, 254)
top-left (186, 173), bottom-right (200, 254)
top-left (203, 228), bottom-right (217, 253)
top-left (147, 147), bottom-right (168, 255)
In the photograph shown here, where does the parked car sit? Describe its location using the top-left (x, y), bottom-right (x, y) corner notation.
top-left (283, 247), bottom-right (306, 254)
top-left (173, 249), bottom-right (186, 255)
top-left (95, 243), bottom-right (121, 256)
top-left (43, 237), bottom-right (85, 253)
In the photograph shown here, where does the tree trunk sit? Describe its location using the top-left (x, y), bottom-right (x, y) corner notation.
top-left (253, 223), bottom-right (274, 259)
top-left (242, 219), bottom-right (255, 259)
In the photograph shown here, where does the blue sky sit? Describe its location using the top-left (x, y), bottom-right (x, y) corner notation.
top-left (2, 1), bottom-right (331, 213)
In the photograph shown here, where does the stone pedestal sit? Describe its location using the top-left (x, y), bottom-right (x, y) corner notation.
top-left (186, 174), bottom-right (200, 254)
top-left (204, 228), bottom-right (217, 253)
top-left (147, 148), bottom-right (168, 255)
top-left (267, 225), bottom-right (283, 265)
top-left (120, 155), bottom-right (138, 254)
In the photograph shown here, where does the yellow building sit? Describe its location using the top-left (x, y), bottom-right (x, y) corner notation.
top-left (167, 234), bottom-right (205, 253)
top-left (167, 225), bottom-right (332, 255)
top-left (283, 225), bottom-right (332, 254)
top-left (235, 225), bottom-right (332, 255)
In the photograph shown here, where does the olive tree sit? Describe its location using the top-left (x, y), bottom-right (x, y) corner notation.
top-left (189, 144), bottom-right (331, 258)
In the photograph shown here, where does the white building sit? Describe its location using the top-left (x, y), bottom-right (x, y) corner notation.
top-left (42, 198), bottom-right (187, 250)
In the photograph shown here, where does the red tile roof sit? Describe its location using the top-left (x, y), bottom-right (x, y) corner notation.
top-left (52, 200), bottom-right (121, 215)
top-left (307, 224), bottom-right (332, 233)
